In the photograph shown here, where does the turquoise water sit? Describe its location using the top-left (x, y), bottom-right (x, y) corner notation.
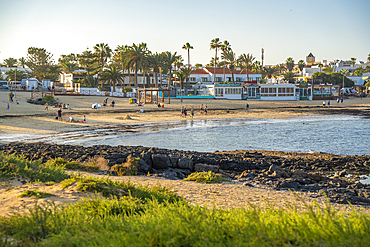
top-left (70, 115), bottom-right (370, 156)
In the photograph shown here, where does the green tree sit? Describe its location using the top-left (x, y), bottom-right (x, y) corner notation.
top-left (149, 52), bottom-right (163, 88)
top-left (276, 63), bottom-right (286, 75)
top-left (285, 57), bottom-right (295, 72)
top-left (297, 60), bottom-right (306, 75)
top-left (161, 51), bottom-right (179, 87)
top-left (26, 47), bottom-right (60, 81)
top-left (3, 58), bottom-right (17, 67)
top-left (175, 69), bottom-right (186, 89)
top-left (59, 54), bottom-right (78, 73)
top-left (210, 38), bottom-right (222, 83)
top-left (238, 53), bottom-right (255, 81)
top-left (206, 57), bottom-right (220, 67)
top-left (262, 66), bottom-right (278, 79)
top-left (182, 42), bottom-right (193, 68)
top-left (323, 65), bottom-right (336, 74)
top-left (220, 40), bottom-right (231, 82)
top-left (182, 67), bottom-right (193, 89)
top-left (350, 57), bottom-right (356, 74)
top-left (252, 61), bottom-right (262, 74)
top-left (283, 71), bottom-right (295, 83)
top-left (312, 72), bottom-right (354, 87)
top-left (100, 64), bottom-right (125, 92)
top-left (77, 49), bottom-right (100, 77)
top-left (94, 43), bottom-right (112, 70)
top-left (18, 57), bottom-right (27, 68)
top-left (194, 63), bottom-right (203, 69)
top-left (353, 67), bottom-right (364, 76)
top-left (127, 43), bottom-right (148, 88)
top-left (5, 69), bottom-right (28, 81)
top-left (222, 50), bottom-right (237, 84)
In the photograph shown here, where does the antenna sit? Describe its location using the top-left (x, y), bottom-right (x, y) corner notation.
top-left (261, 47), bottom-right (264, 67)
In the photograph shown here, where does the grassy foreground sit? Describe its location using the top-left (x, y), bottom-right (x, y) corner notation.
top-left (1, 152), bottom-right (370, 246)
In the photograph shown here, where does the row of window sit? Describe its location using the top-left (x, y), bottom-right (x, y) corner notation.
top-left (215, 88), bottom-right (242, 96)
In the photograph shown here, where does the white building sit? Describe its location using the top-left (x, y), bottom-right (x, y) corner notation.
top-left (189, 67), bottom-right (261, 84)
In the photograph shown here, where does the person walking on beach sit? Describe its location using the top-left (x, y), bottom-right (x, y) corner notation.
top-left (337, 98), bottom-right (340, 104)
top-left (200, 104), bottom-right (203, 114)
top-left (341, 97), bottom-right (344, 106)
top-left (7, 103), bottom-right (9, 110)
top-left (184, 108), bottom-right (187, 118)
top-left (57, 108), bottom-right (62, 121)
top-left (83, 115), bottom-right (86, 122)
top-left (191, 108), bottom-right (194, 118)
top-left (181, 106), bottom-right (184, 117)
top-left (327, 100), bottom-right (330, 108)
top-left (205, 104), bottom-right (208, 114)
top-left (45, 102), bottom-right (48, 110)
top-left (322, 101), bottom-right (325, 108)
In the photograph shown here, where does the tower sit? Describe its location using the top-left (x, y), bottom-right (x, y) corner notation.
top-left (306, 53), bottom-right (315, 66)
top-left (261, 48), bottom-right (264, 67)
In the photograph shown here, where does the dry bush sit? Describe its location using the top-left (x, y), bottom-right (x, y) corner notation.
top-left (83, 156), bottom-right (110, 171)
top-left (110, 155), bottom-right (140, 176)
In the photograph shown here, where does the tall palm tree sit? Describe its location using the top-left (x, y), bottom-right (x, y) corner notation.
top-left (4, 58), bottom-right (17, 67)
top-left (174, 56), bottom-right (184, 72)
top-left (262, 66), bottom-right (278, 79)
top-left (127, 43), bottom-right (148, 88)
top-left (222, 50), bottom-right (237, 84)
top-left (182, 67), bottom-right (193, 89)
top-left (149, 53), bottom-right (162, 88)
top-left (322, 65), bottom-right (336, 74)
top-left (18, 57), bottom-right (27, 68)
top-left (252, 61), bottom-right (262, 74)
top-left (276, 63), bottom-right (286, 75)
top-left (94, 43), bottom-right (112, 70)
top-left (114, 45), bottom-right (131, 87)
top-left (238, 53), bottom-right (255, 82)
top-left (210, 38), bottom-right (222, 84)
top-left (283, 71), bottom-right (295, 83)
top-left (162, 51), bottom-right (179, 88)
top-left (297, 60), bottom-right (306, 76)
top-left (182, 42), bottom-right (193, 68)
top-left (194, 63), bottom-right (203, 69)
top-left (100, 64), bottom-right (124, 92)
top-left (350, 57), bottom-right (356, 74)
top-left (220, 40), bottom-right (231, 83)
top-left (285, 57), bottom-right (295, 72)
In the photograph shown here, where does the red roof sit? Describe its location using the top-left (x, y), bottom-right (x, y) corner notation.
top-left (204, 67), bottom-right (255, 75)
top-left (191, 68), bottom-right (208, 74)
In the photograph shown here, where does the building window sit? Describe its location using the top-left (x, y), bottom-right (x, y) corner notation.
top-left (236, 77), bottom-right (241, 82)
top-left (216, 77), bottom-right (222, 82)
top-left (201, 77), bottom-right (207, 82)
top-left (190, 77), bottom-right (196, 82)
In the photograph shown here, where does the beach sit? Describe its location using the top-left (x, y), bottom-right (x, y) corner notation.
top-left (1, 91), bottom-right (370, 216)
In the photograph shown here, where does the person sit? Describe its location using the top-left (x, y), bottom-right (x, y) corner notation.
top-left (247, 104), bottom-right (250, 110)
top-left (45, 102), bottom-right (49, 110)
top-left (66, 104), bottom-right (70, 110)
top-left (83, 115), bottom-right (86, 122)
top-left (10, 92), bottom-right (14, 102)
top-left (16, 100), bottom-right (19, 105)
top-left (327, 100), bottom-right (330, 108)
top-left (322, 101), bottom-right (325, 108)
top-left (341, 97), bottom-right (344, 106)
top-left (337, 98), bottom-right (340, 104)
top-left (157, 103), bottom-right (161, 108)
top-left (181, 106), bottom-right (184, 117)
top-left (191, 108), bottom-right (194, 118)
top-left (62, 104), bottom-right (66, 109)
top-left (57, 108), bottom-right (62, 121)
top-left (7, 103), bottom-right (9, 110)
top-left (204, 104), bottom-right (208, 114)
top-left (140, 108), bottom-right (144, 113)
top-left (200, 104), bottom-right (204, 114)
top-left (68, 116), bottom-right (75, 122)
top-left (161, 104), bottom-right (164, 108)
top-left (111, 100), bottom-right (115, 107)
top-left (184, 108), bottom-right (187, 118)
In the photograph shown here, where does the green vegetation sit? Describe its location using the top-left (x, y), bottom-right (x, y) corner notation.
top-left (46, 157), bottom-right (100, 172)
top-left (110, 155), bottom-right (140, 176)
top-left (312, 72), bottom-right (354, 87)
top-left (0, 152), bottom-right (69, 183)
top-left (184, 171), bottom-right (231, 183)
top-left (41, 95), bottom-right (55, 105)
top-left (19, 189), bottom-right (54, 198)
top-left (1, 153), bottom-right (370, 246)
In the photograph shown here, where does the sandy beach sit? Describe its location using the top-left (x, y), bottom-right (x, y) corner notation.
top-left (1, 91), bottom-right (370, 216)
top-left (1, 91), bottom-right (370, 137)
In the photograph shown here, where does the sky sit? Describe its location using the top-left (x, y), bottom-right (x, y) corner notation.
top-left (0, 0), bottom-right (369, 66)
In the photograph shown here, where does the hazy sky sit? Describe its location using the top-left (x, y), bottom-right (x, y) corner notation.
top-left (0, 0), bottom-right (369, 66)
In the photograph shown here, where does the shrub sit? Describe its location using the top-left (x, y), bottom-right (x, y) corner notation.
top-left (45, 157), bottom-right (100, 172)
top-left (122, 87), bottom-right (133, 93)
top-left (184, 171), bottom-right (231, 183)
top-left (19, 189), bottom-right (54, 198)
top-left (41, 95), bottom-right (55, 104)
top-left (110, 156), bottom-right (140, 176)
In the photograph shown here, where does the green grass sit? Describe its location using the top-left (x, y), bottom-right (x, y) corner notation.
top-left (0, 152), bottom-right (69, 183)
top-left (19, 189), bottom-right (54, 199)
top-left (184, 171), bottom-right (231, 183)
top-left (1, 153), bottom-right (370, 246)
top-left (111, 155), bottom-right (140, 176)
top-left (45, 157), bottom-right (100, 172)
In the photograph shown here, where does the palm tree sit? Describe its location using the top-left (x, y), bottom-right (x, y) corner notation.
top-left (182, 42), bottom-right (193, 68)
top-left (350, 57), bottom-right (356, 74)
top-left (297, 60), bottom-right (306, 76)
top-left (262, 66), bottom-right (278, 79)
top-left (220, 40), bottom-right (231, 83)
top-left (114, 45), bottom-right (131, 87)
top-left (4, 58), bottom-right (17, 67)
top-left (285, 57), bottom-right (295, 72)
top-left (100, 64), bottom-right (124, 92)
top-left (174, 57), bottom-right (184, 72)
top-left (238, 53), bottom-right (255, 82)
top-left (353, 67), bottom-right (364, 77)
top-left (276, 63), bottom-right (286, 75)
top-left (182, 67), bottom-right (193, 89)
top-left (367, 54), bottom-right (370, 63)
top-left (194, 63), bottom-right (203, 69)
top-left (162, 51), bottom-right (179, 87)
top-left (18, 57), bottom-right (27, 68)
top-left (127, 43), bottom-right (148, 88)
top-left (322, 65), bottom-right (336, 74)
top-left (252, 61), bottom-right (262, 74)
top-left (149, 53), bottom-right (162, 88)
top-left (222, 50), bottom-right (237, 84)
top-left (94, 43), bottom-right (112, 70)
top-left (283, 71), bottom-right (295, 83)
top-left (210, 38), bottom-right (222, 84)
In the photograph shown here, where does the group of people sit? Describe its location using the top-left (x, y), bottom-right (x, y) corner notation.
top-left (181, 106), bottom-right (195, 118)
top-left (56, 108), bottom-right (86, 123)
top-left (323, 98), bottom-right (344, 108)
top-left (6, 92), bottom-right (19, 110)
top-left (103, 98), bottom-right (115, 107)
top-left (200, 104), bottom-right (208, 114)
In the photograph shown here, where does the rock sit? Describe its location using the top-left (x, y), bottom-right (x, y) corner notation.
top-left (139, 159), bottom-right (151, 173)
top-left (124, 115), bottom-right (132, 119)
top-left (194, 163), bottom-right (219, 173)
top-left (338, 169), bottom-right (347, 177)
top-left (168, 155), bottom-right (180, 168)
top-left (178, 158), bottom-right (193, 170)
top-left (152, 154), bottom-right (171, 169)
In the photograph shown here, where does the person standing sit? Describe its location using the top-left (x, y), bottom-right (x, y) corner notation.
top-left (181, 106), bottom-right (184, 117)
top-left (200, 104), bottom-right (203, 114)
top-left (45, 102), bottom-right (48, 110)
top-left (83, 115), bottom-right (86, 122)
top-left (184, 108), bottom-right (187, 118)
top-left (205, 104), bottom-right (208, 114)
top-left (327, 100), bottom-right (330, 108)
top-left (57, 108), bottom-right (62, 121)
top-left (322, 101), bottom-right (325, 108)
top-left (191, 108), bottom-right (194, 118)
top-left (341, 97), bottom-right (344, 106)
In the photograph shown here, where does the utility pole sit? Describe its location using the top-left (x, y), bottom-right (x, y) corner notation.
top-left (261, 47), bottom-right (264, 67)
